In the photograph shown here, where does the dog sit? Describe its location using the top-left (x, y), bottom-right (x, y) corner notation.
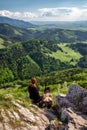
top-left (43, 87), bottom-right (53, 108)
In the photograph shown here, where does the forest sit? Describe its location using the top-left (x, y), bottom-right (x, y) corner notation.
top-left (0, 18), bottom-right (87, 92)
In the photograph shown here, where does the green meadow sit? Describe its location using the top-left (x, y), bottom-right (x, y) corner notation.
top-left (48, 43), bottom-right (82, 65)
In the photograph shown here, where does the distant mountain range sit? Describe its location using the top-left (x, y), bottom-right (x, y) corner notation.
top-left (31, 20), bottom-right (87, 25)
top-left (32, 20), bottom-right (87, 30)
top-left (1, 22), bottom-right (87, 46)
top-left (0, 16), bottom-right (36, 28)
top-left (0, 16), bottom-right (87, 30)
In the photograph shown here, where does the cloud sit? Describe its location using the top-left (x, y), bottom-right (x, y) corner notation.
top-left (0, 7), bottom-right (87, 21)
top-left (0, 10), bottom-right (38, 20)
top-left (0, 10), bottom-right (21, 18)
top-left (23, 12), bottom-right (38, 18)
top-left (38, 8), bottom-right (71, 17)
top-left (38, 7), bottom-right (83, 21)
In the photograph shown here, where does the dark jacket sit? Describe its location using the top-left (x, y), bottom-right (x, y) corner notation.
top-left (28, 85), bottom-right (41, 103)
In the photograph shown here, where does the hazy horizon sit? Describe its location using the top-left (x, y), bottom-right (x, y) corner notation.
top-left (0, 0), bottom-right (87, 21)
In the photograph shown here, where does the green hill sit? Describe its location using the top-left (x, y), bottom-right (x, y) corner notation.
top-left (48, 43), bottom-right (82, 66)
top-left (0, 22), bottom-right (87, 89)
top-left (1, 23), bottom-right (87, 48)
top-left (0, 38), bottom-right (87, 86)
top-left (39, 68), bottom-right (87, 89)
top-left (0, 16), bottom-right (36, 28)
top-left (0, 42), bottom-right (41, 84)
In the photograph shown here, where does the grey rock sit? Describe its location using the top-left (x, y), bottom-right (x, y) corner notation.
top-left (0, 102), bottom-right (50, 130)
top-left (50, 120), bottom-right (65, 130)
top-left (56, 84), bottom-right (87, 130)
top-left (44, 108), bottom-right (57, 121)
top-left (0, 123), bottom-right (3, 130)
top-left (66, 85), bottom-right (87, 113)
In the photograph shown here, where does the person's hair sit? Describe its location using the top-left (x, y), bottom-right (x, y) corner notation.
top-left (30, 77), bottom-right (37, 87)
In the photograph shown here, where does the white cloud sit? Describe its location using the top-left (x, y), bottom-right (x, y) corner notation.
top-left (0, 10), bottom-right (38, 20)
top-left (23, 12), bottom-right (38, 18)
top-left (0, 10), bottom-right (13, 17)
top-left (0, 7), bottom-right (87, 21)
top-left (38, 7), bottom-right (83, 21)
top-left (0, 10), bottom-right (21, 18)
top-left (13, 12), bottom-right (21, 17)
top-left (39, 8), bottom-right (71, 17)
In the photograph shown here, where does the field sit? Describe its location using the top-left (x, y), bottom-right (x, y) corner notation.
top-left (48, 43), bottom-right (82, 65)
top-left (0, 38), bottom-right (5, 48)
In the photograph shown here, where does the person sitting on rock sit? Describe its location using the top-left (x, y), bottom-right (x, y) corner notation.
top-left (28, 77), bottom-right (43, 107)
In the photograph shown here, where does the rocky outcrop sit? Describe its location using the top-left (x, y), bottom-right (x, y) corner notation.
top-left (0, 101), bottom-right (50, 130)
top-left (66, 85), bottom-right (87, 113)
top-left (56, 84), bottom-right (87, 130)
top-left (0, 84), bottom-right (87, 130)
top-left (0, 96), bottom-right (64, 130)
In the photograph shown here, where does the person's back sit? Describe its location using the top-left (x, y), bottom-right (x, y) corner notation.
top-left (28, 78), bottom-right (42, 103)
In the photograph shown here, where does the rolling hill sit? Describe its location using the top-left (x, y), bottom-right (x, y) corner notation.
top-left (31, 20), bottom-right (87, 30)
top-left (0, 16), bottom-right (36, 28)
top-left (0, 38), bottom-right (87, 85)
top-left (0, 20), bottom-right (87, 87)
top-left (1, 22), bottom-right (87, 48)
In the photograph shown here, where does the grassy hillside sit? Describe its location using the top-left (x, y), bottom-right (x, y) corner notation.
top-left (0, 22), bottom-right (87, 94)
top-left (0, 37), bottom-right (87, 86)
top-left (0, 37), bottom-right (5, 48)
top-left (1, 23), bottom-right (87, 48)
top-left (0, 42), bottom-right (42, 84)
top-left (0, 16), bottom-right (35, 28)
top-left (0, 67), bottom-right (87, 107)
top-left (48, 43), bottom-right (82, 66)
top-left (38, 68), bottom-right (87, 93)
top-left (0, 34), bottom-right (13, 48)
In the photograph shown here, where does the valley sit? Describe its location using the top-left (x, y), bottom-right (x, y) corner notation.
top-left (0, 16), bottom-right (87, 97)
top-left (0, 16), bottom-right (87, 130)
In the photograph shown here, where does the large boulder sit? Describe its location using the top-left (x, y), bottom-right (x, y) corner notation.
top-left (56, 84), bottom-right (87, 130)
top-left (66, 85), bottom-right (87, 113)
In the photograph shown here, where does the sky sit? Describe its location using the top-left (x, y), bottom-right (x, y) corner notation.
top-left (0, 0), bottom-right (87, 21)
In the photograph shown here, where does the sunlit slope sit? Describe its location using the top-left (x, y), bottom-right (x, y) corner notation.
top-left (48, 43), bottom-right (82, 65)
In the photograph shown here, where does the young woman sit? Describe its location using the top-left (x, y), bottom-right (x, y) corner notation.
top-left (28, 78), bottom-right (43, 105)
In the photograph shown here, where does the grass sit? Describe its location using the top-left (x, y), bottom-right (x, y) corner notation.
top-left (0, 68), bottom-right (87, 109)
top-left (0, 93), bottom-right (12, 109)
top-left (48, 43), bottom-right (82, 66)
top-left (0, 86), bottom-right (31, 109)
top-left (0, 44), bottom-right (5, 49)
top-left (0, 38), bottom-right (4, 44)
top-left (14, 29), bottom-right (22, 36)
top-left (0, 38), bottom-right (5, 49)
top-left (0, 81), bottom-right (69, 109)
